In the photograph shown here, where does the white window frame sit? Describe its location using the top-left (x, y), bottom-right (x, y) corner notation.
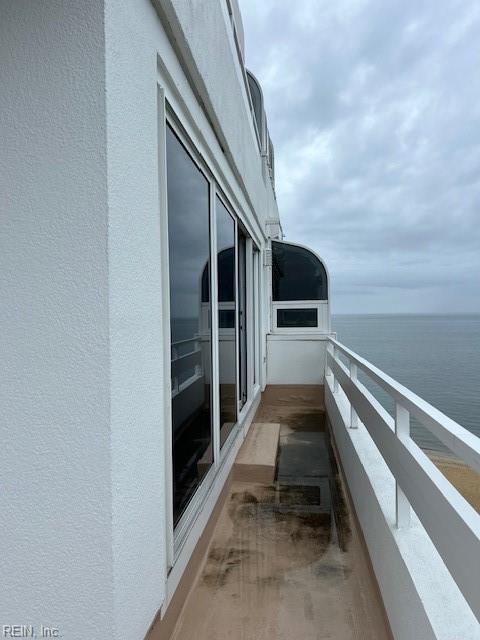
top-left (157, 52), bottom-right (266, 601)
top-left (270, 240), bottom-right (331, 335)
top-left (252, 247), bottom-right (261, 391)
top-left (272, 300), bottom-right (331, 334)
top-left (163, 107), bottom-right (220, 558)
top-left (215, 189), bottom-right (242, 454)
top-left (160, 104), bottom-right (263, 564)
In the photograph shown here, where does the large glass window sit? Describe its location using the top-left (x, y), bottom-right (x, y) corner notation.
top-left (216, 197), bottom-right (237, 446)
top-left (166, 125), bottom-right (213, 526)
top-left (272, 241), bottom-right (328, 301)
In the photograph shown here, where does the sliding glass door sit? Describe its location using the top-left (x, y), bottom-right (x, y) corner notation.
top-left (216, 197), bottom-right (237, 447)
top-left (238, 230), bottom-right (248, 411)
top-left (253, 247), bottom-right (260, 388)
top-left (165, 118), bottom-right (259, 531)
top-left (166, 125), bottom-right (213, 527)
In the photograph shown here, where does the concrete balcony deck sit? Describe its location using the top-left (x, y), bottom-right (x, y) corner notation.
top-left (162, 386), bottom-right (391, 640)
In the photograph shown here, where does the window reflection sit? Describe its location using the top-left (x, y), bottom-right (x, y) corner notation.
top-left (216, 198), bottom-right (237, 446)
top-left (166, 125), bottom-right (213, 526)
top-left (253, 248), bottom-right (259, 385)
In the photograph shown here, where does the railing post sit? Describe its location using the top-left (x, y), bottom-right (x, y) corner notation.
top-left (333, 346), bottom-right (339, 393)
top-left (395, 402), bottom-right (411, 528)
top-left (172, 376), bottom-right (179, 395)
top-left (325, 342), bottom-right (333, 379)
top-left (194, 339), bottom-right (202, 376)
top-left (349, 361), bottom-right (358, 428)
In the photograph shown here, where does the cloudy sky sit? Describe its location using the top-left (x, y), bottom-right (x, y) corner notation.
top-left (241, 0), bottom-right (480, 314)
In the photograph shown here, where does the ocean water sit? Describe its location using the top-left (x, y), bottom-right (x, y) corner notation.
top-left (332, 314), bottom-right (480, 454)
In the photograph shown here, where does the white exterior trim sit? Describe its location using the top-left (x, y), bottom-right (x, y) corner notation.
top-left (272, 300), bottom-right (330, 333)
top-left (270, 239), bottom-right (331, 334)
top-left (156, 52), bottom-right (266, 250)
top-left (161, 98), bottom-right (269, 605)
top-left (158, 86), bottom-right (175, 571)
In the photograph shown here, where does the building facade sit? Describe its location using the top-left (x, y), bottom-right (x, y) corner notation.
top-left (1, 1), bottom-right (327, 637)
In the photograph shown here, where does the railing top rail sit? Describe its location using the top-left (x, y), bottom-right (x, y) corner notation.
top-left (171, 337), bottom-right (199, 347)
top-left (328, 337), bottom-right (480, 474)
top-left (327, 349), bottom-right (480, 620)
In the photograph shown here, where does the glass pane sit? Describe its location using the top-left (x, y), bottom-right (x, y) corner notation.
top-left (272, 241), bottom-right (328, 301)
top-left (277, 308), bottom-right (318, 328)
top-left (238, 232), bottom-right (247, 410)
top-left (247, 71), bottom-right (262, 138)
top-left (253, 249), bottom-right (259, 386)
top-left (216, 197), bottom-right (237, 447)
top-left (166, 125), bottom-right (213, 526)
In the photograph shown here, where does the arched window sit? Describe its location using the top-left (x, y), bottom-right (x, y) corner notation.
top-left (272, 241), bottom-right (328, 301)
top-left (268, 134), bottom-right (275, 182)
top-left (246, 70), bottom-right (264, 144)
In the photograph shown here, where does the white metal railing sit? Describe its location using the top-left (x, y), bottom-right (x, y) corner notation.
top-left (171, 338), bottom-right (203, 397)
top-left (325, 337), bottom-right (480, 621)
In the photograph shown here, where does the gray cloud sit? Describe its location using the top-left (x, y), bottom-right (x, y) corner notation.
top-left (241, 0), bottom-right (480, 312)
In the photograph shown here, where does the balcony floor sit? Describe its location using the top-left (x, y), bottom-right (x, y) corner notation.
top-left (170, 386), bottom-right (391, 640)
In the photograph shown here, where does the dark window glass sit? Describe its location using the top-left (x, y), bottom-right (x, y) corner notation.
top-left (277, 308), bottom-right (318, 328)
top-left (219, 309), bottom-right (235, 328)
top-left (272, 241), bottom-right (328, 301)
top-left (268, 135), bottom-right (275, 183)
top-left (253, 249), bottom-right (259, 386)
top-left (238, 231), bottom-right (247, 410)
top-left (216, 197), bottom-right (237, 446)
top-left (247, 71), bottom-right (263, 140)
top-left (166, 125), bottom-right (213, 527)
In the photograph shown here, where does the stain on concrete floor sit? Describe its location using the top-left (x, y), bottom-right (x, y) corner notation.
top-left (171, 388), bottom-right (391, 640)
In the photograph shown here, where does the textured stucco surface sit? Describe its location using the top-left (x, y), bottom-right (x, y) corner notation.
top-left (1, 0), bottom-right (279, 638)
top-left (0, 1), bottom-right (113, 637)
top-left (267, 338), bottom-right (329, 384)
top-left (157, 0), bottom-right (279, 231)
top-left (105, 0), bottom-right (168, 637)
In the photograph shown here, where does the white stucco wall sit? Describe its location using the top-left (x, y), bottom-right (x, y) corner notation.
top-left (0, 1), bottom-right (113, 637)
top-left (154, 0), bottom-right (279, 232)
top-left (1, 1), bottom-right (279, 638)
top-left (104, 1), bottom-right (169, 637)
top-left (104, 0), bottom-right (278, 634)
top-left (267, 336), bottom-right (332, 384)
